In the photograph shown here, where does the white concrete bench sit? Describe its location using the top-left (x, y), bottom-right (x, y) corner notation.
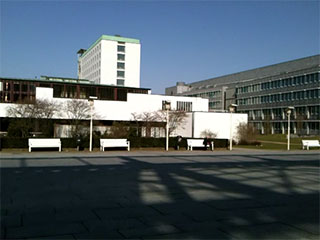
top-left (100, 139), bottom-right (130, 151)
top-left (28, 138), bottom-right (61, 152)
top-left (302, 140), bottom-right (320, 150)
top-left (187, 139), bottom-right (214, 151)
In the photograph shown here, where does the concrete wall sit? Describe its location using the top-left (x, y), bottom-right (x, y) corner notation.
top-left (193, 112), bottom-right (247, 140)
top-left (174, 112), bottom-right (248, 140)
top-left (125, 42), bottom-right (140, 88)
top-left (100, 40), bottom-right (117, 86)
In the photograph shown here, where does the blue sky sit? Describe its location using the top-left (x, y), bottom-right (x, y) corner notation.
top-left (1, 0), bottom-right (319, 94)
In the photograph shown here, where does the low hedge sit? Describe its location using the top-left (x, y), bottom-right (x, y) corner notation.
top-left (0, 138), bottom-right (29, 148)
top-left (0, 137), bottom-right (228, 149)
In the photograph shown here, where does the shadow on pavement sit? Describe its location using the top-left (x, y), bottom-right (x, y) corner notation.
top-left (1, 153), bottom-right (319, 239)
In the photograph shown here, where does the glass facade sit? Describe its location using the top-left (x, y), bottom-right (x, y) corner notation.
top-left (0, 78), bottom-right (149, 103)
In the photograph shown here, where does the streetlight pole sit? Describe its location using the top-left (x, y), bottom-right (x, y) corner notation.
top-left (89, 96), bottom-right (97, 152)
top-left (163, 101), bottom-right (171, 151)
top-left (228, 104), bottom-right (238, 151)
top-left (286, 106), bottom-right (294, 151)
top-left (166, 108), bottom-right (169, 151)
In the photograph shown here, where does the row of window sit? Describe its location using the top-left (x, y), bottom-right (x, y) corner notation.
top-left (0, 80), bottom-right (148, 103)
top-left (252, 122), bottom-right (320, 134)
top-left (187, 90), bottom-right (221, 98)
top-left (176, 101), bottom-right (193, 112)
top-left (82, 57), bottom-right (100, 75)
top-left (81, 44), bottom-right (101, 79)
top-left (237, 89), bottom-right (320, 105)
top-left (236, 72), bottom-right (319, 94)
top-left (117, 43), bottom-right (125, 86)
top-left (81, 43), bottom-right (101, 62)
top-left (243, 106), bottom-right (320, 119)
top-left (82, 61), bottom-right (100, 78)
top-left (209, 101), bottom-right (221, 109)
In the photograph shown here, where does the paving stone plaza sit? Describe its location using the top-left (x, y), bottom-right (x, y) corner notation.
top-left (0, 150), bottom-right (319, 239)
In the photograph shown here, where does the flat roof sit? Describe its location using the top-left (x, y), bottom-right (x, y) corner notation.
top-left (79, 34), bottom-right (140, 58)
top-left (168, 55), bottom-right (320, 91)
top-left (0, 76), bottom-right (150, 91)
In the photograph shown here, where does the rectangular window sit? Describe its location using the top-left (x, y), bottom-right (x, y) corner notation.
top-left (310, 74), bottom-right (315, 82)
top-left (117, 88), bottom-right (127, 101)
top-left (14, 82), bottom-right (20, 92)
top-left (117, 54), bottom-right (125, 61)
top-left (117, 71), bottom-right (125, 78)
top-left (176, 101), bottom-right (192, 112)
top-left (293, 77), bottom-right (297, 85)
top-left (29, 83), bottom-right (36, 92)
top-left (99, 87), bottom-right (114, 100)
top-left (117, 79), bottom-right (125, 86)
top-left (66, 85), bottom-right (77, 98)
top-left (22, 83), bottom-right (28, 92)
top-left (117, 45), bottom-right (125, 52)
top-left (117, 62), bottom-right (125, 69)
top-left (53, 84), bottom-right (64, 98)
top-left (79, 86), bottom-right (89, 99)
top-left (13, 93), bottom-right (20, 102)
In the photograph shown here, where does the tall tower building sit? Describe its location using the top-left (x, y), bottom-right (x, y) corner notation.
top-left (77, 35), bottom-right (141, 88)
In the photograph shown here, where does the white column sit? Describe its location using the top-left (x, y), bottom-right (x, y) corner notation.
top-left (166, 109), bottom-right (169, 151)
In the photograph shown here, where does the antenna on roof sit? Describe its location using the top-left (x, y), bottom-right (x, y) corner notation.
top-left (77, 49), bottom-right (87, 58)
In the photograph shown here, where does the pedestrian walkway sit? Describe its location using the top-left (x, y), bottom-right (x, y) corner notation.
top-left (1, 151), bottom-right (319, 239)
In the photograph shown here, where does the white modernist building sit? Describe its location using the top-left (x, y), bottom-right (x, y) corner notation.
top-left (0, 77), bottom-right (247, 139)
top-left (77, 35), bottom-right (141, 88)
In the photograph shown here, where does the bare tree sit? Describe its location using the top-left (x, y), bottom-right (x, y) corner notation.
top-left (237, 122), bottom-right (258, 144)
top-left (64, 99), bottom-right (92, 138)
top-left (6, 100), bottom-right (60, 137)
top-left (200, 129), bottom-right (217, 139)
top-left (154, 110), bottom-right (187, 135)
top-left (131, 112), bottom-right (158, 137)
top-left (106, 122), bottom-right (131, 138)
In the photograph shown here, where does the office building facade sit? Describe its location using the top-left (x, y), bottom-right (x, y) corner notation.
top-left (77, 35), bottom-right (141, 88)
top-left (166, 55), bottom-right (320, 135)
